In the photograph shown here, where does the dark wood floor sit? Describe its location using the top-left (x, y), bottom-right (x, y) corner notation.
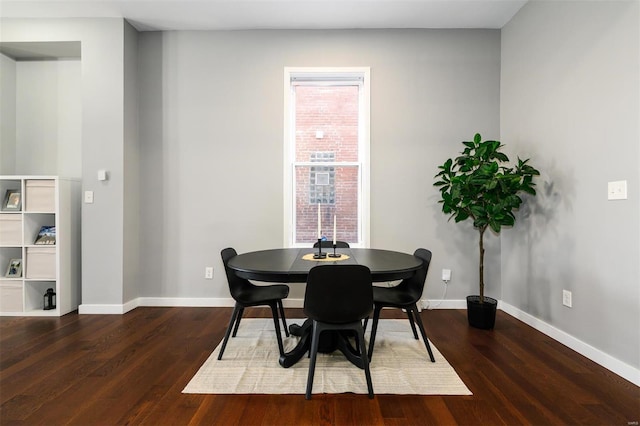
top-left (1, 307), bottom-right (638, 425)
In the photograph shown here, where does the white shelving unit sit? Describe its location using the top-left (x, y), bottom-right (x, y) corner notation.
top-left (0, 176), bottom-right (80, 316)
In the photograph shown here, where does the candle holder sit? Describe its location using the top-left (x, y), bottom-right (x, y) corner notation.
top-left (328, 243), bottom-right (342, 258)
top-left (43, 288), bottom-right (56, 310)
top-left (313, 239), bottom-right (327, 259)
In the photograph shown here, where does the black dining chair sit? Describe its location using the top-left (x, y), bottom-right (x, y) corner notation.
top-left (312, 240), bottom-right (350, 248)
top-left (303, 264), bottom-right (374, 399)
top-left (365, 248), bottom-right (435, 362)
top-left (218, 247), bottom-right (290, 360)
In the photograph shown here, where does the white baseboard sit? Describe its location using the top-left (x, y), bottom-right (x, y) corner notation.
top-left (421, 298), bottom-right (467, 310)
top-left (78, 298), bottom-right (465, 313)
top-left (78, 296), bottom-right (640, 386)
top-left (500, 301), bottom-right (640, 387)
top-left (79, 297), bottom-right (232, 314)
top-left (282, 298), bottom-right (303, 308)
top-left (78, 303), bottom-right (135, 314)
top-left (137, 297), bottom-right (235, 308)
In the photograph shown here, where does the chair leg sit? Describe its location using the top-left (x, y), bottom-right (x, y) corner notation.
top-left (406, 309), bottom-right (419, 339)
top-left (270, 303), bottom-right (286, 357)
top-left (306, 322), bottom-right (374, 399)
top-left (232, 307), bottom-right (245, 337)
top-left (278, 300), bottom-right (289, 337)
top-left (367, 305), bottom-right (383, 360)
top-left (356, 325), bottom-right (374, 399)
top-left (305, 321), bottom-right (321, 400)
top-left (411, 304), bottom-right (435, 362)
top-left (218, 304), bottom-right (242, 360)
top-left (362, 316), bottom-right (369, 333)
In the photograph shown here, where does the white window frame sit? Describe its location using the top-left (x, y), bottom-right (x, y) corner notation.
top-left (283, 67), bottom-right (370, 248)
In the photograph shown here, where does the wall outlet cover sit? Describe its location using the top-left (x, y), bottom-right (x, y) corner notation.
top-left (608, 180), bottom-right (628, 200)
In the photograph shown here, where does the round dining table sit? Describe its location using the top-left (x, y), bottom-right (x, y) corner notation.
top-left (227, 247), bottom-right (423, 368)
top-left (227, 247), bottom-right (422, 283)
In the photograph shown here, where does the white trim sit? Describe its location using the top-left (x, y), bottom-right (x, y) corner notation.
top-left (283, 69), bottom-right (294, 247)
top-left (122, 298), bottom-right (139, 313)
top-left (500, 301), bottom-right (640, 387)
top-left (360, 67), bottom-right (371, 248)
top-left (78, 297), bottom-right (307, 311)
top-left (137, 297), bottom-right (236, 307)
top-left (281, 298), bottom-right (304, 308)
top-left (295, 161), bottom-right (361, 167)
top-left (421, 298), bottom-right (467, 310)
top-left (78, 302), bottom-right (136, 315)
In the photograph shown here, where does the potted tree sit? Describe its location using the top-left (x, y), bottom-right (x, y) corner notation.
top-left (434, 133), bottom-right (540, 329)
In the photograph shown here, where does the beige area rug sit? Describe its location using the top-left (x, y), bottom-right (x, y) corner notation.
top-left (183, 319), bottom-right (472, 395)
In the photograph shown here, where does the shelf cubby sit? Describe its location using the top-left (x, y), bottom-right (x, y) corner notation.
top-left (0, 176), bottom-right (80, 316)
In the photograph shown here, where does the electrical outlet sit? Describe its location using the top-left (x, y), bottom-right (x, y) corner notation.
top-left (442, 269), bottom-right (451, 282)
top-left (205, 267), bottom-right (213, 279)
top-left (562, 290), bottom-right (572, 308)
top-left (607, 180), bottom-right (628, 200)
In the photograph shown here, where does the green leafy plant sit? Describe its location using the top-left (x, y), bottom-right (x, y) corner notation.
top-left (434, 133), bottom-right (540, 303)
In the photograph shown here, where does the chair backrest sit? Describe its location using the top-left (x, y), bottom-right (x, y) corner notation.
top-left (313, 240), bottom-right (350, 248)
top-left (304, 264), bottom-right (372, 324)
top-left (220, 247), bottom-right (253, 301)
top-left (397, 248), bottom-right (432, 302)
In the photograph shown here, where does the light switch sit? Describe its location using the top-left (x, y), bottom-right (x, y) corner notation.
top-left (608, 180), bottom-right (627, 200)
top-left (84, 191), bottom-right (94, 204)
top-left (97, 170), bottom-right (108, 181)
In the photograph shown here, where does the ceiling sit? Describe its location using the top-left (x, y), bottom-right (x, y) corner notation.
top-left (0, 41), bottom-right (82, 60)
top-left (0, 0), bottom-right (528, 32)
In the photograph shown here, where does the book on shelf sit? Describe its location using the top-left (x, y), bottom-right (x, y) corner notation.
top-left (34, 226), bottom-right (56, 245)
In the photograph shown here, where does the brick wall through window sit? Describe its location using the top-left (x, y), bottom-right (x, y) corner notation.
top-left (294, 85), bottom-right (359, 243)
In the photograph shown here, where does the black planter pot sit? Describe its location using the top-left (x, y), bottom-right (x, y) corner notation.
top-left (466, 295), bottom-right (498, 329)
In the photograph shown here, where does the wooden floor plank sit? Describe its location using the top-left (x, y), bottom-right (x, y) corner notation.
top-left (1, 307), bottom-right (638, 425)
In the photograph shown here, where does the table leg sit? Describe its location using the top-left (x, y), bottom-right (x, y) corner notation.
top-left (279, 320), bottom-right (365, 369)
top-left (279, 319), bottom-right (313, 368)
top-left (335, 331), bottom-right (365, 369)
top-left (289, 319), bottom-right (312, 337)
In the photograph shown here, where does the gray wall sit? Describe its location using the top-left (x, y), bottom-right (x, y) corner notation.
top-left (123, 21), bottom-right (140, 304)
top-left (16, 60), bottom-right (82, 177)
top-left (3, 3), bottom-right (636, 375)
top-left (501, 1), bottom-right (639, 368)
top-left (1, 19), bottom-right (129, 308)
top-left (0, 54), bottom-right (16, 175)
top-left (0, 56), bottom-right (81, 177)
top-left (137, 29), bottom-right (501, 301)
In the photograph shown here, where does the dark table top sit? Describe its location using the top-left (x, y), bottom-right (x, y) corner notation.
top-left (227, 247), bottom-right (422, 283)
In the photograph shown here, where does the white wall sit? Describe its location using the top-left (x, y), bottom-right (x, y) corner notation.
top-left (0, 54), bottom-right (81, 178)
top-left (15, 60), bottom-right (81, 177)
top-left (0, 54), bottom-right (16, 175)
top-left (501, 1), bottom-right (639, 369)
top-left (137, 29), bottom-right (501, 302)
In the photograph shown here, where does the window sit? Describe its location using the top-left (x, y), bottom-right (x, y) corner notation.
top-left (310, 152), bottom-right (335, 204)
top-left (284, 68), bottom-right (370, 247)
